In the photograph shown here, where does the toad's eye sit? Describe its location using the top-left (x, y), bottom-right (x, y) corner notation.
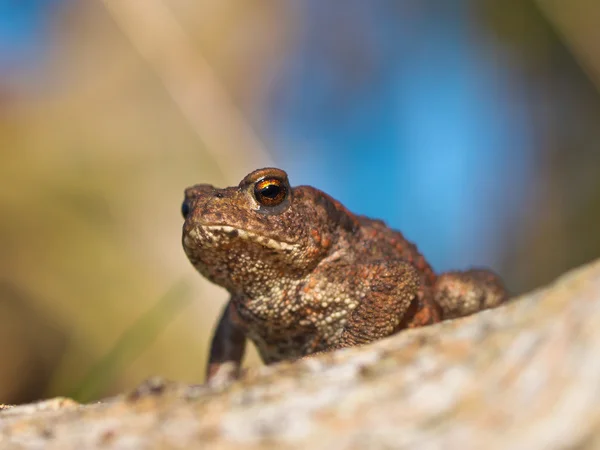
top-left (254, 178), bottom-right (287, 207)
top-left (181, 200), bottom-right (191, 219)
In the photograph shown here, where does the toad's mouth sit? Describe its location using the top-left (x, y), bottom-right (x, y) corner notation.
top-left (187, 224), bottom-right (299, 252)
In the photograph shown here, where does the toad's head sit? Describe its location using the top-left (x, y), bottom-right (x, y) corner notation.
top-left (181, 168), bottom-right (357, 293)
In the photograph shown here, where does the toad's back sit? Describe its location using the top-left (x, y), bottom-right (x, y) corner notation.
top-left (353, 215), bottom-right (437, 286)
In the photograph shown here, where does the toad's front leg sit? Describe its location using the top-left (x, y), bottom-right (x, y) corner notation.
top-left (206, 299), bottom-right (246, 383)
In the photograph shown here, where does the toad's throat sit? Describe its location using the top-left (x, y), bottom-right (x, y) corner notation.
top-left (191, 224), bottom-right (299, 251)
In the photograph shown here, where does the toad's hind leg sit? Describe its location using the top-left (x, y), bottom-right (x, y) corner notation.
top-left (433, 269), bottom-right (508, 320)
top-left (336, 260), bottom-right (422, 347)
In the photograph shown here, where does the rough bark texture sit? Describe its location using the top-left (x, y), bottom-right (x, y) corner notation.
top-left (2, 259), bottom-right (600, 449)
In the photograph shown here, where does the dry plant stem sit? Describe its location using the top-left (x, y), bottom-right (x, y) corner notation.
top-left (100, 0), bottom-right (273, 181)
top-left (535, 0), bottom-right (600, 94)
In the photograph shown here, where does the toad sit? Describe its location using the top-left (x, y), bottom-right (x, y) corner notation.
top-left (181, 168), bottom-right (507, 381)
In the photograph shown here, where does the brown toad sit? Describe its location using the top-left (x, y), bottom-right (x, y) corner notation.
top-left (181, 168), bottom-right (507, 381)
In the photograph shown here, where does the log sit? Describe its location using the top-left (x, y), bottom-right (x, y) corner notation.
top-left (2, 259), bottom-right (600, 449)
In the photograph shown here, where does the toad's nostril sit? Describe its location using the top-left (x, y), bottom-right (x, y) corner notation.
top-left (214, 192), bottom-right (224, 198)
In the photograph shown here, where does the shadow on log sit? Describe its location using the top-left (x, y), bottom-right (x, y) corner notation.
top-left (2, 259), bottom-right (600, 449)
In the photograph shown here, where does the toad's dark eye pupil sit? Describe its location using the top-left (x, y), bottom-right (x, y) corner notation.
top-left (181, 200), bottom-right (190, 219)
top-left (260, 184), bottom-right (280, 198)
top-left (254, 178), bottom-right (287, 207)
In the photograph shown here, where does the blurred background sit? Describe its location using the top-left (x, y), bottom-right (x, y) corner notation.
top-left (1, 0), bottom-right (599, 404)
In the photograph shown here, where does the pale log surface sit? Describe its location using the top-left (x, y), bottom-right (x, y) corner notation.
top-left (2, 259), bottom-right (600, 449)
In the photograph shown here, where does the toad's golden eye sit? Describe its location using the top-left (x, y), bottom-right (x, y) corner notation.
top-left (254, 177), bottom-right (287, 206)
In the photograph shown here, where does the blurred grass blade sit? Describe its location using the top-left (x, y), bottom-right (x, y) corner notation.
top-left (535, 0), bottom-right (600, 95)
top-left (101, 0), bottom-right (273, 180)
top-left (71, 279), bottom-right (193, 403)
